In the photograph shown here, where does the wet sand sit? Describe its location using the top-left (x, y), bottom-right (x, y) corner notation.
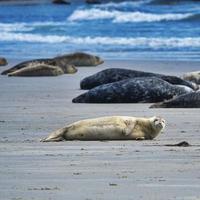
top-left (0, 60), bottom-right (200, 200)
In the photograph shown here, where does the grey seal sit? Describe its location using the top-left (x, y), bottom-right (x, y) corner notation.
top-left (150, 91), bottom-right (200, 108)
top-left (80, 68), bottom-right (197, 90)
top-left (73, 77), bottom-right (192, 103)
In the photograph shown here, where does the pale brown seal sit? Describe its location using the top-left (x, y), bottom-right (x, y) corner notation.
top-left (0, 57), bottom-right (7, 66)
top-left (41, 116), bottom-right (166, 142)
top-left (54, 52), bottom-right (104, 67)
top-left (8, 64), bottom-right (64, 77)
top-left (183, 71), bottom-right (200, 85)
top-left (2, 52), bottom-right (103, 75)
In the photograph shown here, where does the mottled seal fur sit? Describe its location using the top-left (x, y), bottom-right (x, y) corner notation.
top-left (1, 52), bottom-right (102, 75)
top-left (73, 77), bottom-right (192, 103)
top-left (8, 64), bottom-right (64, 77)
top-left (150, 91), bottom-right (200, 108)
top-left (41, 116), bottom-right (165, 142)
top-left (80, 68), bottom-right (197, 90)
top-left (183, 71), bottom-right (200, 85)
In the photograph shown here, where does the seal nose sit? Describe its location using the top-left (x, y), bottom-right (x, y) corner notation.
top-left (96, 56), bottom-right (104, 65)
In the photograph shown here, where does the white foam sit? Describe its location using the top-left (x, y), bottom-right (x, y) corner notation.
top-left (68, 8), bottom-right (193, 23)
top-left (0, 22), bottom-right (32, 32)
top-left (0, 32), bottom-right (200, 49)
top-left (0, 21), bottom-right (66, 32)
top-left (94, 0), bottom-right (151, 9)
top-left (0, 32), bottom-right (67, 43)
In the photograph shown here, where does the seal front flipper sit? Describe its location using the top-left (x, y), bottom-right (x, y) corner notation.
top-left (40, 127), bottom-right (67, 142)
top-left (123, 120), bottom-right (136, 136)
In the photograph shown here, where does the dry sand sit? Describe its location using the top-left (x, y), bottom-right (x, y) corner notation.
top-left (0, 60), bottom-right (200, 200)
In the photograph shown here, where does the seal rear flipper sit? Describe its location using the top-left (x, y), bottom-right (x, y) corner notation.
top-left (40, 127), bottom-right (67, 142)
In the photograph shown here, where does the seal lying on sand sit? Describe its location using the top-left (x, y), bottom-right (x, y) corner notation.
top-left (73, 77), bottom-right (192, 103)
top-left (1, 58), bottom-right (55, 75)
top-left (8, 64), bottom-right (64, 77)
top-left (80, 68), bottom-right (197, 90)
top-left (183, 71), bottom-right (200, 85)
top-left (1, 52), bottom-right (103, 75)
top-left (150, 91), bottom-right (200, 108)
top-left (41, 116), bottom-right (166, 142)
top-left (0, 57), bottom-right (7, 66)
top-left (54, 52), bottom-right (104, 67)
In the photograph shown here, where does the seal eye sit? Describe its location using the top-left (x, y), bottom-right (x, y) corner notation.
top-left (153, 118), bottom-right (158, 123)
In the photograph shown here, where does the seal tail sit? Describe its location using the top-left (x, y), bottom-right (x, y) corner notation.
top-left (40, 127), bottom-right (67, 142)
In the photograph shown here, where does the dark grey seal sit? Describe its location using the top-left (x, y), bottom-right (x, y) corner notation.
top-left (150, 91), bottom-right (200, 108)
top-left (1, 52), bottom-right (103, 75)
top-left (73, 77), bottom-right (192, 103)
top-left (80, 68), bottom-right (197, 90)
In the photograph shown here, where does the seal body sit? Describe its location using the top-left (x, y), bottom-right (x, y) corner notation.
top-left (1, 58), bottom-right (55, 75)
top-left (41, 116), bottom-right (165, 142)
top-left (54, 52), bottom-right (104, 67)
top-left (80, 68), bottom-right (197, 90)
top-left (150, 91), bottom-right (200, 108)
top-left (7, 64), bottom-right (64, 77)
top-left (183, 71), bottom-right (200, 85)
top-left (1, 52), bottom-right (102, 75)
top-left (0, 57), bottom-right (7, 66)
top-left (73, 77), bottom-right (192, 103)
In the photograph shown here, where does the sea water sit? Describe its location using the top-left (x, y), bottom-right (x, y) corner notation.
top-left (0, 0), bottom-right (199, 61)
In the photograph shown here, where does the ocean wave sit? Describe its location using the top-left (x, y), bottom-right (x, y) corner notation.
top-left (68, 8), bottom-right (194, 23)
top-left (94, 0), bottom-right (152, 9)
top-left (0, 21), bottom-right (66, 32)
top-left (0, 22), bottom-right (33, 32)
top-left (0, 32), bottom-right (200, 49)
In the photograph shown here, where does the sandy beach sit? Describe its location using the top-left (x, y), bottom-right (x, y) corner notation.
top-left (0, 60), bottom-right (200, 200)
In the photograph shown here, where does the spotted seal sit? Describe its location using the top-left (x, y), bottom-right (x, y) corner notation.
top-left (73, 77), bottom-right (192, 103)
top-left (150, 91), bottom-right (200, 108)
top-left (80, 68), bottom-right (197, 90)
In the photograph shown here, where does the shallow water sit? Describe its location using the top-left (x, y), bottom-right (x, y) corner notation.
top-left (0, 0), bottom-right (200, 60)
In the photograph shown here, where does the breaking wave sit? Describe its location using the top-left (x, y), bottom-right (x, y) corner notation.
top-left (94, 0), bottom-right (152, 9)
top-left (0, 21), bottom-right (66, 32)
top-left (1, 32), bottom-right (200, 49)
top-left (68, 8), bottom-right (194, 23)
